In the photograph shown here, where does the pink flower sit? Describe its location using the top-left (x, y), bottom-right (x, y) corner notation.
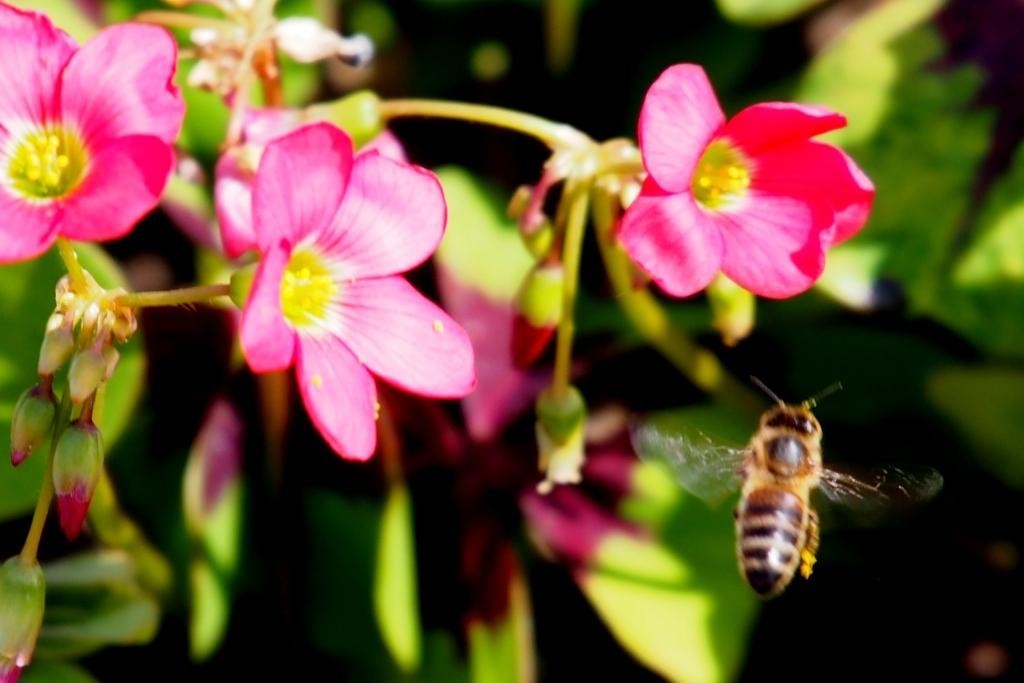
top-left (215, 108), bottom-right (406, 260)
top-left (0, 2), bottom-right (183, 262)
top-left (240, 122), bottom-right (476, 460)
top-left (620, 64), bottom-right (874, 299)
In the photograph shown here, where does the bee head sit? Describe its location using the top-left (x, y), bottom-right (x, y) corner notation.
top-left (760, 405), bottom-right (820, 437)
top-left (759, 406), bottom-right (822, 478)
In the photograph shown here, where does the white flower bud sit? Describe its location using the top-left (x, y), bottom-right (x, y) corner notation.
top-left (273, 18), bottom-right (374, 66)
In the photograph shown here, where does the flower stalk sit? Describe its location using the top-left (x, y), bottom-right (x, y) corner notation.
top-left (380, 99), bottom-right (592, 150)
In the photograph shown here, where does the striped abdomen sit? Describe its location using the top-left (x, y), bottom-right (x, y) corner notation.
top-left (736, 487), bottom-right (807, 597)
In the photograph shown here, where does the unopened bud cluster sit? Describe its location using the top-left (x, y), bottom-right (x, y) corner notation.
top-left (9, 274), bottom-right (134, 540)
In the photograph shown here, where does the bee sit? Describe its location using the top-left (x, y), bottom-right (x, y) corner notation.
top-left (631, 381), bottom-right (943, 598)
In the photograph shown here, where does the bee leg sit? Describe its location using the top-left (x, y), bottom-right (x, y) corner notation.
top-left (800, 509), bottom-right (820, 579)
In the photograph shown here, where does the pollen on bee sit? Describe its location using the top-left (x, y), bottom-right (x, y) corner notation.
top-left (432, 319), bottom-right (444, 334)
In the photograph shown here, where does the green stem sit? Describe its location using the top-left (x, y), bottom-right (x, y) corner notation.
top-left (380, 99), bottom-right (592, 150)
top-left (115, 283), bottom-right (231, 309)
top-left (21, 391), bottom-right (72, 563)
top-left (56, 238), bottom-right (88, 292)
top-left (591, 184), bottom-right (763, 416)
top-left (550, 182), bottom-right (590, 398)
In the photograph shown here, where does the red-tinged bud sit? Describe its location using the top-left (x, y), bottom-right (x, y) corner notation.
top-left (52, 419), bottom-right (103, 541)
top-left (37, 314), bottom-right (75, 376)
top-left (512, 263), bottom-right (563, 368)
top-left (10, 383), bottom-right (56, 467)
top-left (535, 386), bottom-right (587, 494)
top-left (68, 344), bottom-right (106, 404)
top-left (0, 557), bottom-right (45, 682)
top-left (706, 273), bottom-right (755, 346)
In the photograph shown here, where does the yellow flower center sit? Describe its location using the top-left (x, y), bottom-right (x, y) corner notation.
top-left (7, 127), bottom-right (88, 200)
top-left (281, 249), bottom-right (337, 329)
top-left (691, 140), bottom-right (751, 210)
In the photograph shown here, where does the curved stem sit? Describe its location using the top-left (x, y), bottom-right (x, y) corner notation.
top-left (550, 182), bottom-right (590, 398)
top-left (56, 238), bottom-right (88, 292)
top-left (115, 283), bottom-right (231, 309)
top-left (380, 99), bottom-right (592, 150)
top-left (21, 391), bottom-right (72, 563)
top-left (591, 184), bottom-right (763, 416)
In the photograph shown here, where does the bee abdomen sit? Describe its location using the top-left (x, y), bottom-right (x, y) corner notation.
top-left (737, 488), bottom-right (806, 597)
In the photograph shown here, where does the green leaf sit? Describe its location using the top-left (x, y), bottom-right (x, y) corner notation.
top-left (183, 400), bottom-right (245, 661)
top-left (467, 553), bottom-right (533, 683)
top-left (43, 550), bottom-right (138, 589)
top-left (38, 550), bottom-right (160, 660)
top-left (927, 366), bottom-right (1024, 489)
top-left (374, 482), bottom-right (422, 673)
top-left (799, 1), bottom-right (996, 316)
top-left (715, 0), bottom-right (826, 27)
top-left (305, 490), bottom-right (470, 682)
top-left (0, 246), bottom-right (144, 522)
top-left (21, 661), bottom-right (99, 683)
top-left (37, 596), bottom-right (160, 659)
top-left (931, 144), bottom-right (1024, 358)
top-left (435, 167), bottom-right (535, 301)
top-left (585, 405), bottom-right (757, 683)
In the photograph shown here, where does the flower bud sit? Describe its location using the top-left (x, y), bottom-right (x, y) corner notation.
top-left (10, 384), bottom-right (56, 467)
top-left (103, 346), bottom-right (120, 382)
top-left (274, 17), bottom-right (375, 67)
top-left (306, 91), bottom-right (384, 149)
top-left (68, 344), bottom-right (106, 404)
top-left (512, 263), bottom-right (563, 368)
top-left (520, 220), bottom-right (554, 261)
top-left (52, 419), bottom-right (103, 541)
top-left (0, 557), bottom-right (45, 682)
top-left (535, 386), bottom-right (587, 494)
top-left (37, 314), bottom-right (75, 376)
top-left (229, 262), bottom-right (258, 309)
top-left (706, 273), bottom-right (755, 347)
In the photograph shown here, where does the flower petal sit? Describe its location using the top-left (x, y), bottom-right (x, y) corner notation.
top-left (214, 152), bottom-right (256, 259)
top-left (619, 181), bottom-right (725, 297)
top-left (0, 190), bottom-right (60, 263)
top-left (316, 152), bottom-right (446, 278)
top-left (240, 240), bottom-right (296, 372)
top-left (242, 107), bottom-right (300, 146)
top-left (753, 141), bottom-right (874, 245)
top-left (361, 130), bottom-right (407, 162)
top-left (59, 135), bottom-right (174, 242)
top-left (252, 122), bottom-right (352, 250)
top-left (0, 3), bottom-right (75, 131)
top-left (723, 103), bottom-right (846, 155)
top-left (718, 193), bottom-right (832, 299)
top-left (296, 336), bottom-right (378, 460)
top-left (334, 276), bottom-right (476, 398)
top-left (60, 24), bottom-right (183, 148)
top-left (638, 64), bottom-right (725, 193)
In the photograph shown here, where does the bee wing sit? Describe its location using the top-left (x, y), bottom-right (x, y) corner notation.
top-left (818, 464), bottom-right (944, 513)
top-left (630, 421), bottom-right (746, 503)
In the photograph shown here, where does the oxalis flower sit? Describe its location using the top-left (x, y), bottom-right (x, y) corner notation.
top-left (620, 64), bottom-right (874, 298)
top-left (240, 122), bottom-right (476, 460)
top-left (215, 107), bottom-right (405, 259)
top-left (0, 2), bottom-right (183, 262)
